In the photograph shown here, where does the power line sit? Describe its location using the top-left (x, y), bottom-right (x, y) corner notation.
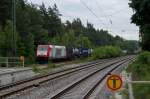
top-left (94, 0), bottom-right (112, 25)
top-left (52, 0), bottom-right (61, 10)
top-left (121, 29), bottom-right (139, 32)
top-left (61, 15), bottom-right (90, 22)
top-left (52, 0), bottom-right (89, 22)
top-left (29, 0), bottom-right (33, 4)
top-left (105, 8), bottom-right (128, 17)
top-left (40, 0), bottom-right (137, 36)
top-left (80, 0), bottom-right (105, 25)
top-left (52, 0), bottom-right (57, 5)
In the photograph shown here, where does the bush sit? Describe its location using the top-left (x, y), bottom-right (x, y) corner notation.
top-left (127, 51), bottom-right (150, 99)
top-left (32, 65), bottom-right (40, 73)
top-left (92, 46), bottom-right (122, 59)
top-left (128, 51), bottom-right (150, 78)
top-left (137, 51), bottom-right (150, 64)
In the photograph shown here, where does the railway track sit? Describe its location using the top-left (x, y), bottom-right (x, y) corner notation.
top-left (0, 59), bottom-right (110, 90)
top-left (82, 58), bottom-right (134, 99)
top-left (0, 56), bottom-right (135, 99)
top-left (48, 57), bottom-right (134, 99)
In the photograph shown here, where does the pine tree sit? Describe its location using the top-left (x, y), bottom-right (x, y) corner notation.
top-left (0, 21), bottom-right (16, 56)
top-left (0, 0), bottom-right (12, 27)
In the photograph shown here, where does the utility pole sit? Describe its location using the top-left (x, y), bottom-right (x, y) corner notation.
top-left (12, 0), bottom-right (16, 56)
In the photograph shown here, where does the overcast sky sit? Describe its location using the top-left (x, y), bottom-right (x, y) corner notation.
top-left (29, 0), bottom-right (139, 40)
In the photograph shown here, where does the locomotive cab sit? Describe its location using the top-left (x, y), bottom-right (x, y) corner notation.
top-left (36, 45), bottom-right (51, 63)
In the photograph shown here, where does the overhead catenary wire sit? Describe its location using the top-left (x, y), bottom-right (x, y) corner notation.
top-left (55, 0), bottom-right (84, 22)
top-left (29, 0), bottom-right (33, 4)
top-left (53, 0), bottom-right (125, 29)
top-left (29, 0), bottom-right (138, 39)
top-left (94, 0), bottom-right (113, 25)
top-left (106, 8), bottom-right (129, 17)
top-left (80, 0), bottom-right (105, 25)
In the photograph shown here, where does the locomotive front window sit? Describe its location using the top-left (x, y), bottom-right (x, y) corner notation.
top-left (38, 46), bottom-right (48, 51)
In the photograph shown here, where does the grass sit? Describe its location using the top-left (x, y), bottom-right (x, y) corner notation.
top-left (126, 51), bottom-right (150, 99)
top-left (47, 62), bottom-right (56, 69)
top-left (31, 57), bottom-right (93, 74)
top-left (32, 62), bottom-right (55, 74)
top-left (32, 64), bottom-right (41, 73)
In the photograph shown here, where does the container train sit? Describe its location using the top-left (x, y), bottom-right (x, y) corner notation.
top-left (36, 45), bottom-right (92, 63)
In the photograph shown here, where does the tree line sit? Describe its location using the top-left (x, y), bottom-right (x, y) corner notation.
top-left (129, 0), bottom-right (150, 51)
top-left (128, 1), bottom-right (150, 98)
top-left (0, 0), bottom-right (138, 63)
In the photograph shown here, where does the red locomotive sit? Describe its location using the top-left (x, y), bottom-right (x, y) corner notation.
top-left (36, 45), bottom-right (92, 63)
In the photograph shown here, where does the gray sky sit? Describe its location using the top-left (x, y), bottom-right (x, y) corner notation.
top-left (29, 0), bottom-right (139, 40)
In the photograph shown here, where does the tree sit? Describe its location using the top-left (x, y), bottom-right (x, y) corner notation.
top-left (51, 30), bottom-right (77, 46)
top-left (16, 0), bottom-right (30, 33)
top-left (51, 30), bottom-right (92, 48)
top-left (61, 30), bottom-right (77, 47)
top-left (15, 0), bottom-right (38, 62)
top-left (129, 0), bottom-right (150, 51)
top-left (27, 4), bottom-right (49, 45)
top-left (0, 21), bottom-right (16, 56)
top-left (0, 0), bottom-right (139, 63)
top-left (17, 32), bottom-right (34, 63)
top-left (76, 34), bottom-right (92, 48)
top-left (40, 4), bottom-right (62, 37)
top-left (0, 0), bottom-right (12, 28)
top-left (72, 18), bottom-right (84, 36)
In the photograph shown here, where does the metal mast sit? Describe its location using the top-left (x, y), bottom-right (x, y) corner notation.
top-left (12, 0), bottom-right (16, 56)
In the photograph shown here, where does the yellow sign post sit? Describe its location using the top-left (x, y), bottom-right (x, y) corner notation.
top-left (107, 74), bottom-right (123, 91)
top-left (20, 56), bottom-right (25, 67)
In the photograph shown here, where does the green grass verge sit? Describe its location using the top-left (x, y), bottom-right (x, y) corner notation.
top-left (31, 57), bottom-right (92, 74)
top-left (127, 51), bottom-right (150, 99)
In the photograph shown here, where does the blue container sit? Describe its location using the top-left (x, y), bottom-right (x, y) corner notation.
top-left (79, 48), bottom-right (89, 57)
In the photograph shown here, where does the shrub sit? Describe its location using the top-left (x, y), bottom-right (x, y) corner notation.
top-left (137, 51), bottom-right (150, 64)
top-left (32, 65), bottom-right (40, 73)
top-left (127, 51), bottom-right (150, 99)
top-left (128, 51), bottom-right (150, 77)
top-left (92, 46), bottom-right (122, 59)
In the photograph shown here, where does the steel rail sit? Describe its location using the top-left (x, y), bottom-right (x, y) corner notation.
top-left (50, 57), bottom-right (133, 99)
top-left (0, 60), bottom-right (104, 91)
top-left (0, 58), bottom-right (122, 98)
top-left (82, 58), bottom-right (134, 99)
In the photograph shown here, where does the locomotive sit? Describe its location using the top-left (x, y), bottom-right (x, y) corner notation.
top-left (36, 45), bottom-right (92, 63)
